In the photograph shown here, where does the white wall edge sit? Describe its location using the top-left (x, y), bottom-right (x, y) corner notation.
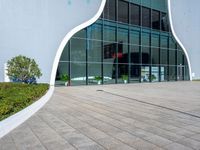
top-left (50, 0), bottom-right (106, 85)
top-left (168, 0), bottom-right (192, 80)
top-left (0, 86), bottom-right (54, 139)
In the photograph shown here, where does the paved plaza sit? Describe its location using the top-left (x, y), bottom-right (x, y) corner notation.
top-left (1, 82), bottom-right (200, 150)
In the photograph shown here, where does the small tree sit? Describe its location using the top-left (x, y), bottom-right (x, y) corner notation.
top-left (7, 55), bottom-right (42, 84)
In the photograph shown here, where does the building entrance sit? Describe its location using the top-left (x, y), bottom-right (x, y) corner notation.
top-left (177, 65), bottom-right (185, 81)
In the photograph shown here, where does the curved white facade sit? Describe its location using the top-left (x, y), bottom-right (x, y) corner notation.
top-left (168, 0), bottom-right (200, 80)
top-left (0, 0), bottom-right (105, 85)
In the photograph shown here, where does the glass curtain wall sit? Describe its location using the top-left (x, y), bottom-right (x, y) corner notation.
top-left (56, 0), bottom-right (189, 86)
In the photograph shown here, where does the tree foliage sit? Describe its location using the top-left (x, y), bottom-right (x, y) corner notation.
top-left (7, 55), bottom-right (42, 83)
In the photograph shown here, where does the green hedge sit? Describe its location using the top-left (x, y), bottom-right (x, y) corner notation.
top-left (0, 83), bottom-right (49, 121)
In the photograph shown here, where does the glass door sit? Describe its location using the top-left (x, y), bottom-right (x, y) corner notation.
top-left (177, 65), bottom-right (185, 81)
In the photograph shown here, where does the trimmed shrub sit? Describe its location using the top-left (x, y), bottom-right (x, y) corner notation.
top-left (7, 55), bottom-right (42, 83)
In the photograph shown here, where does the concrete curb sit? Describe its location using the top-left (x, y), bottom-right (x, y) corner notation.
top-left (0, 86), bottom-right (54, 138)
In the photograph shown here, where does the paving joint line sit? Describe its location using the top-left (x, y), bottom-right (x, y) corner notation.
top-left (97, 90), bottom-right (200, 119)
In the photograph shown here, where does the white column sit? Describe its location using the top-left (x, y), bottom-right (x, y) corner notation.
top-left (4, 63), bottom-right (10, 82)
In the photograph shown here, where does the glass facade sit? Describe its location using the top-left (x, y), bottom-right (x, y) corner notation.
top-left (56, 0), bottom-right (189, 86)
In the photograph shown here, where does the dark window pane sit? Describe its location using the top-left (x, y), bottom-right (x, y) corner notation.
top-left (104, 0), bottom-right (116, 21)
top-left (130, 30), bottom-right (140, 45)
top-left (88, 24), bottom-right (102, 40)
top-left (169, 50), bottom-right (176, 65)
top-left (71, 38), bottom-right (86, 62)
top-left (177, 50), bottom-right (184, 65)
top-left (60, 43), bottom-right (69, 61)
top-left (161, 13), bottom-right (169, 31)
top-left (117, 64), bottom-right (129, 83)
top-left (152, 10), bottom-right (160, 30)
top-left (160, 49), bottom-right (168, 65)
top-left (169, 37), bottom-right (176, 50)
top-left (118, 28), bottom-right (128, 44)
top-left (152, 48), bottom-right (159, 64)
top-left (130, 46), bottom-right (140, 64)
top-left (88, 40), bottom-right (102, 62)
top-left (160, 36), bottom-right (168, 48)
top-left (104, 25), bottom-right (116, 42)
top-left (142, 32), bottom-right (150, 64)
top-left (118, 0), bottom-right (128, 23)
top-left (71, 63), bottom-right (86, 86)
top-left (142, 7), bottom-right (150, 28)
top-left (56, 62), bottom-right (69, 82)
top-left (160, 66), bottom-right (168, 81)
top-left (103, 42), bottom-right (117, 63)
top-left (103, 63), bottom-right (116, 84)
top-left (118, 28), bottom-right (128, 64)
top-left (73, 29), bottom-right (86, 38)
top-left (130, 65), bottom-right (140, 82)
top-left (151, 34), bottom-right (159, 47)
top-left (169, 66), bottom-right (176, 80)
top-left (88, 63), bottom-right (102, 85)
top-left (151, 34), bottom-right (159, 64)
top-left (130, 4), bottom-right (140, 26)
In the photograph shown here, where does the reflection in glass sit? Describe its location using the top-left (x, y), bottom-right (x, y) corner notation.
top-left (142, 32), bottom-right (150, 64)
top-left (104, 0), bottom-right (116, 21)
top-left (71, 63), bottom-right (86, 86)
top-left (104, 25), bottom-right (116, 42)
top-left (88, 63), bottom-right (102, 85)
top-left (151, 66), bottom-right (159, 82)
top-left (56, 0), bottom-right (190, 86)
top-left (142, 7), bottom-right (150, 28)
top-left (169, 50), bottom-right (176, 65)
top-left (141, 66), bottom-right (150, 82)
top-left (71, 39), bottom-right (86, 62)
top-left (103, 63), bottom-right (116, 84)
top-left (160, 66), bottom-right (168, 81)
top-left (130, 4), bottom-right (140, 26)
top-left (161, 13), bottom-right (169, 31)
top-left (152, 10), bottom-right (160, 30)
top-left (118, 0), bottom-right (129, 23)
top-left (88, 40), bottom-right (102, 62)
top-left (130, 65), bottom-right (140, 82)
top-left (118, 64), bottom-right (128, 83)
top-left (169, 66), bottom-right (176, 81)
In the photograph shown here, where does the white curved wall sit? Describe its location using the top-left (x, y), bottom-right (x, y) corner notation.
top-left (0, 0), bottom-right (104, 84)
top-left (169, 0), bottom-right (200, 79)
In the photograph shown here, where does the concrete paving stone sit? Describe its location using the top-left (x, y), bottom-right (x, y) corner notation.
top-left (63, 131), bottom-right (95, 148)
top-left (114, 131), bottom-right (141, 146)
top-left (143, 134), bottom-right (173, 147)
top-left (131, 138), bottom-right (162, 150)
top-left (97, 137), bottom-right (135, 150)
top-left (164, 143), bottom-right (193, 150)
top-left (78, 143), bottom-right (105, 150)
top-left (177, 137), bottom-right (200, 150)
top-left (1, 82), bottom-right (200, 149)
top-left (0, 135), bottom-right (17, 150)
top-left (190, 134), bottom-right (200, 142)
top-left (78, 126), bottom-right (108, 140)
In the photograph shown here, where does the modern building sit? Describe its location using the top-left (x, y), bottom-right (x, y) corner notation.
top-left (0, 0), bottom-right (199, 85)
top-left (56, 0), bottom-right (190, 86)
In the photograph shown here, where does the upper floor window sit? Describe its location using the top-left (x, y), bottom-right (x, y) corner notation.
top-left (161, 13), bottom-right (169, 31)
top-left (118, 0), bottom-right (129, 23)
top-left (104, 0), bottom-right (116, 21)
top-left (130, 4), bottom-right (140, 26)
top-left (152, 10), bottom-right (160, 30)
top-left (142, 7), bottom-right (151, 28)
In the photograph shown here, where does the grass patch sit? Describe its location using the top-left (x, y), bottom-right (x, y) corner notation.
top-left (0, 83), bottom-right (49, 121)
